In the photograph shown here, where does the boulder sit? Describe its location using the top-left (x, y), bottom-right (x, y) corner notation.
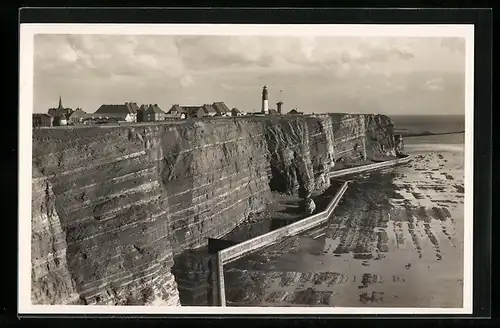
top-left (304, 198), bottom-right (316, 215)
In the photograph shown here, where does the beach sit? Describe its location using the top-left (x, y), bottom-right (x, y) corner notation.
top-left (223, 133), bottom-right (465, 308)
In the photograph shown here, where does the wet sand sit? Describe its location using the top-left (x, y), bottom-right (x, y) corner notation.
top-left (224, 133), bottom-right (465, 308)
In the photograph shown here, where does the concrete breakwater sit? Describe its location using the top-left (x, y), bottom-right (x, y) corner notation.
top-left (31, 113), bottom-right (397, 306)
top-left (329, 155), bottom-right (412, 179)
top-left (215, 180), bottom-right (350, 306)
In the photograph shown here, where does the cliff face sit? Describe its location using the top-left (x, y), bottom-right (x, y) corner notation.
top-left (31, 165), bottom-right (80, 305)
top-left (31, 113), bottom-right (396, 306)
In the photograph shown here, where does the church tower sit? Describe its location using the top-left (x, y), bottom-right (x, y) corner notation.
top-left (58, 96), bottom-right (63, 110)
top-left (261, 86), bottom-right (269, 114)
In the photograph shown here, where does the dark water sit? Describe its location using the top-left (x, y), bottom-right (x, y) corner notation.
top-left (391, 115), bottom-right (465, 135)
top-left (404, 132), bottom-right (464, 146)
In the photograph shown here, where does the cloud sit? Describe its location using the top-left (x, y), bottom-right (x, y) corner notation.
top-left (423, 77), bottom-right (444, 91)
top-left (33, 35), bottom-right (466, 116)
top-left (179, 75), bottom-right (194, 88)
top-left (441, 37), bottom-right (465, 53)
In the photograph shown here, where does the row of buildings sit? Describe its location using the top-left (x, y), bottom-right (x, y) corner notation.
top-left (33, 99), bottom-right (244, 127)
top-left (32, 86), bottom-right (304, 127)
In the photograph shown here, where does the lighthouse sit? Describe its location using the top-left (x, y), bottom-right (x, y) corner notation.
top-left (261, 85), bottom-right (269, 114)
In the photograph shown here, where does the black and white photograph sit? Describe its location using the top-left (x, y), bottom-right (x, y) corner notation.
top-left (19, 23), bottom-right (474, 314)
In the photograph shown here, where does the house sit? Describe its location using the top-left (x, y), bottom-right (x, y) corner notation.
top-left (268, 109), bottom-right (278, 115)
top-left (33, 113), bottom-right (54, 128)
top-left (93, 102), bottom-right (139, 122)
top-left (168, 105), bottom-right (199, 118)
top-left (230, 108), bottom-right (244, 116)
top-left (140, 104), bottom-right (165, 122)
top-left (168, 104), bottom-right (217, 118)
top-left (168, 104), bottom-right (187, 115)
top-left (287, 109), bottom-right (303, 115)
top-left (202, 104), bottom-right (218, 117)
top-left (68, 108), bottom-right (87, 125)
top-left (164, 113), bottom-right (186, 120)
top-left (212, 101), bottom-right (231, 116)
top-left (137, 105), bottom-right (147, 122)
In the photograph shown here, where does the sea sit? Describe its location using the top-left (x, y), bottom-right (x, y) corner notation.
top-left (391, 114), bottom-right (465, 135)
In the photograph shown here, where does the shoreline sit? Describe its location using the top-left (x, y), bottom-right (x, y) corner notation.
top-left (399, 131), bottom-right (465, 138)
top-left (223, 144), bottom-right (464, 308)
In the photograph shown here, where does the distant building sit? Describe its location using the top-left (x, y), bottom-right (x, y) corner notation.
top-left (47, 96), bottom-right (73, 126)
top-left (168, 102), bottom-right (225, 118)
top-left (92, 102), bottom-right (139, 122)
top-left (287, 109), bottom-right (303, 115)
top-left (68, 108), bottom-right (87, 125)
top-left (164, 113), bottom-right (187, 120)
top-left (212, 101), bottom-right (231, 116)
top-left (137, 105), bottom-right (147, 122)
top-left (231, 108), bottom-right (244, 116)
top-left (184, 106), bottom-right (206, 118)
top-left (33, 113), bottom-right (54, 128)
top-left (140, 104), bottom-right (165, 122)
top-left (168, 104), bottom-right (186, 115)
top-left (276, 101), bottom-right (283, 114)
top-left (202, 104), bottom-right (218, 117)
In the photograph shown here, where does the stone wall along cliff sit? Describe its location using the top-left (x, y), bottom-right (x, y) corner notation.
top-left (31, 113), bottom-right (396, 306)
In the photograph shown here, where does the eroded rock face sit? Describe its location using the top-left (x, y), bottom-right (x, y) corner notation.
top-left (31, 114), bottom-right (396, 305)
top-left (31, 166), bottom-right (80, 305)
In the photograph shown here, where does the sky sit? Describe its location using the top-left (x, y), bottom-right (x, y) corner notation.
top-left (33, 34), bottom-right (466, 115)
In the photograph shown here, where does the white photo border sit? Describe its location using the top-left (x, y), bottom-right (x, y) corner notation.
top-left (19, 23), bottom-right (474, 315)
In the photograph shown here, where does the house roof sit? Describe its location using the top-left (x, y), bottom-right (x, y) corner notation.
top-left (268, 109), bottom-right (278, 115)
top-left (169, 104), bottom-right (187, 114)
top-left (287, 109), bottom-right (303, 114)
top-left (212, 102), bottom-right (230, 114)
top-left (145, 104), bottom-right (165, 114)
top-left (231, 108), bottom-right (241, 113)
top-left (69, 109), bottom-right (87, 118)
top-left (178, 106), bottom-right (196, 115)
top-left (169, 103), bottom-right (229, 116)
top-left (127, 102), bottom-right (140, 113)
top-left (95, 102), bottom-right (139, 115)
top-left (202, 104), bottom-right (217, 114)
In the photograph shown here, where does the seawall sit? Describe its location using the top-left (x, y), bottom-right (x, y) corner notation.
top-left (31, 113), bottom-right (397, 306)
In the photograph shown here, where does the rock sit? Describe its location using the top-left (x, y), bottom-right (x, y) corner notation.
top-left (30, 113), bottom-right (397, 305)
top-left (304, 198), bottom-right (316, 215)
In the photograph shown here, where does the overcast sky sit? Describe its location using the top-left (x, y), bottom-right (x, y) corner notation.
top-left (33, 34), bottom-right (466, 115)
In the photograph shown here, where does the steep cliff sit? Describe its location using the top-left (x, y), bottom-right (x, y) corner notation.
top-left (31, 113), bottom-right (396, 306)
